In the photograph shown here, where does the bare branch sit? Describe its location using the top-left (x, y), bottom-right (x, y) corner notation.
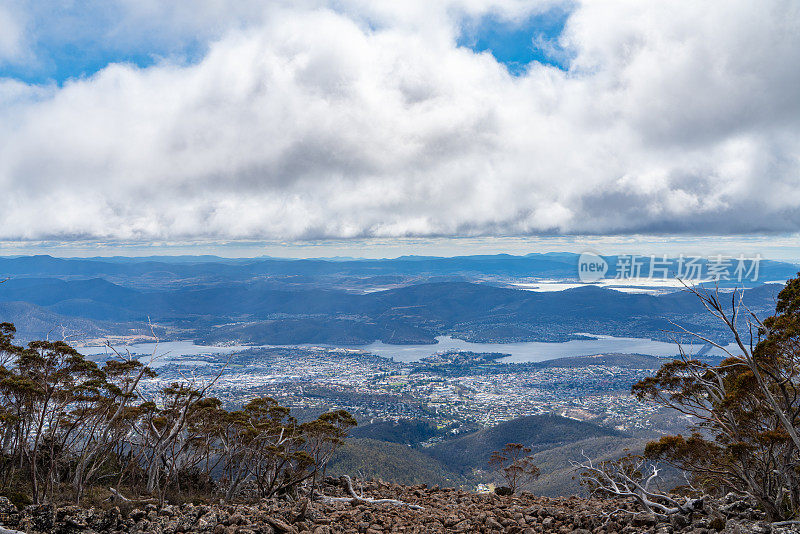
top-left (314, 476), bottom-right (424, 510)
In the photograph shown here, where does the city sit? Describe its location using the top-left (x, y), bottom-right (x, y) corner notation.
top-left (125, 344), bottom-right (676, 436)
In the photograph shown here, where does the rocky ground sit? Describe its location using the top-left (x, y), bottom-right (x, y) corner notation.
top-left (0, 479), bottom-right (796, 534)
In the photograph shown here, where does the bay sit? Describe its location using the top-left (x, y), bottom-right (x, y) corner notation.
top-left (78, 334), bottom-right (733, 365)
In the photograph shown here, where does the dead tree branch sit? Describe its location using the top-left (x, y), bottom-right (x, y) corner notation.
top-left (315, 475), bottom-right (424, 510)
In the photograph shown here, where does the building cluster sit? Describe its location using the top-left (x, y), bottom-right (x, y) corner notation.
top-left (134, 345), bottom-right (670, 435)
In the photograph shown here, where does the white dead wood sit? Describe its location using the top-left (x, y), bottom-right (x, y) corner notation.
top-left (108, 487), bottom-right (131, 502)
top-left (315, 475), bottom-right (424, 510)
top-left (573, 453), bottom-right (702, 519)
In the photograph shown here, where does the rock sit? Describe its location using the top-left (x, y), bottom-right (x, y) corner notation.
top-left (267, 516), bottom-right (295, 533)
top-left (195, 513), bottom-right (217, 532)
top-left (0, 497), bottom-right (20, 529)
top-left (670, 513), bottom-right (690, 529)
top-left (632, 514), bottom-right (657, 527)
top-left (0, 481), bottom-right (780, 534)
top-left (24, 503), bottom-right (54, 533)
top-left (90, 506), bottom-right (121, 531)
top-left (129, 508), bottom-right (146, 522)
top-left (55, 505), bottom-right (89, 533)
top-left (160, 504), bottom-right (177, 517)
top-left (708, 516), bottom-right (726, 531)
top-left (451, 519), bottom-right (471, 531)
top-left (749, 522), bottom-right (772, 534)
top-left (485, 517), bottom-right (503, 530)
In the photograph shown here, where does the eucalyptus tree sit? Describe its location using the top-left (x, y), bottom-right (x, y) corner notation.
top-left (0, 316), bottom-right (357, 505)
top-left (585, 275), bottom-right (800, 522)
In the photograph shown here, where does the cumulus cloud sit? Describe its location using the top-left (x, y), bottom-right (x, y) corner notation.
top-left (0, 0), bottom-right (799, 241)
top-left (0, 6), bottom-right (25, 63)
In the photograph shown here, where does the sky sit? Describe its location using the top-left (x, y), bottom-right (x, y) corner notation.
top-left (0, 1), bottom-right (799, 257)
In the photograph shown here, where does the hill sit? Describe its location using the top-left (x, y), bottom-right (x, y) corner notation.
top-left (426, 414), bottom-right (623, 474)
top-left (325, 415), bottom-right (644, 495)
top-left (326, 438), bottom-right (466, 487)
top-left (0, 275), bottom-right (784, 344)
top-left (0, 253), bottom-right (795, 287)
top-left (525, 436), bottom-right (651, 497)
top-left (0, 301), bottom-right (134, 341)
top-left (533, 353), bottom-right (668, 369)
top-left (349, 419), bottom-right (446, 445)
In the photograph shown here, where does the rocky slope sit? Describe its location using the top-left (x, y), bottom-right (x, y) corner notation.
top-left (0, 480), bottom-right (796, 534)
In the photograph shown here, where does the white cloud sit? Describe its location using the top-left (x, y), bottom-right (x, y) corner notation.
top-left (0, 6), bottom-right (25, 63)
top-left (0, 0), bottom-right (799, 241)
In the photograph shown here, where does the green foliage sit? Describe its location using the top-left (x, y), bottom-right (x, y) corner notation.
top-left (0, 323), bottom-right (356, 506)
top-left (633, 274), bottom-right (800, 521)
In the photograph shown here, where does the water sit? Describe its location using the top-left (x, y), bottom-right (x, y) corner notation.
top-left (79, 341), bottom-right (253, 367)
top-left (360, 335), bottom-right (729, 363)
top-left (78, 335), bottom-right (733, 365)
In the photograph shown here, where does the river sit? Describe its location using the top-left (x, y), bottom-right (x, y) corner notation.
top-left (79, 334), bottom-right (732, 365)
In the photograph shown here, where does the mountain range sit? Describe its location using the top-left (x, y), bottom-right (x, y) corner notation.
top-left (0, 254), bottom-right (789, 344)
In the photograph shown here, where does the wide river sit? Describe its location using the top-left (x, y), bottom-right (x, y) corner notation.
top-left (79, 334), bottom-right (733, 365)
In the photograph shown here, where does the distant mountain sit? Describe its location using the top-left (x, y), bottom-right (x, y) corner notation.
top-left (0, 274), bottom-right (785, 344)
top-left (3, 253), bottom-right (794, 289)
top-left (199, 317), bottom-right (438, 345)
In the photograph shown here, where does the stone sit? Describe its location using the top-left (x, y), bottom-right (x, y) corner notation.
top-left (25, 503), bottom-right (54, 532)
top-left (128, 508), bottom-right (146, 522)
top-left (0, 481), bottom-right (780, 534)
top-left (486, 517), bottom-right (503, 530)
top-left (266, 516), bottom-right (295, 533)
top-left (670, 513), bottom-right (690, 529)
top-left (749, 522), bottom-right (772, 534)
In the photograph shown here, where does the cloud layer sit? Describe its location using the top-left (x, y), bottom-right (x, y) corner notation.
top-left (1, 0), bottom-right (799, 240)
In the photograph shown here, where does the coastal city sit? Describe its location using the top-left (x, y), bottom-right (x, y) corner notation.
top-left (124, 344), bottom-right (674, 437)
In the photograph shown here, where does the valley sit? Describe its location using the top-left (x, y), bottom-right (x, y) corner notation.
top-left (0, 253), bottom-right (794, 495)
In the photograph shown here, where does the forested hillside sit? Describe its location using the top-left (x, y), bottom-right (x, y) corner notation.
top-left (0, 275), bottom-right (784, 344)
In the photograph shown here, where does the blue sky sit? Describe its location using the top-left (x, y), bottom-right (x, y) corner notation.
top-left (1, 3), bottom-right (572, 84)
top-left (457, 7), bottom-right (572, 74)
top-left (0, 2), bottom-right (205, 85)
